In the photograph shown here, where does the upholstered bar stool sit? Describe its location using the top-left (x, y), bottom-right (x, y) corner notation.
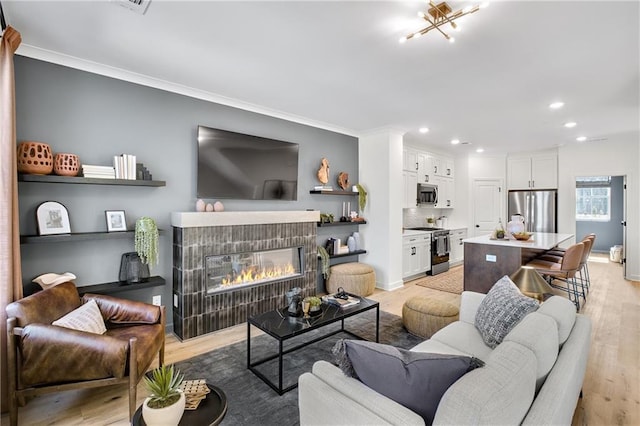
top-left (538, 234), bottom-right (595, 295)
top-left (526, 242), bottom-right (584, 310)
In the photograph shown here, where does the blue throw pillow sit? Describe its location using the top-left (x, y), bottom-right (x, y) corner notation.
top-left (475, 275), bottom-right (539, 348)
top-left (332, 339), bottom-right (484, 425)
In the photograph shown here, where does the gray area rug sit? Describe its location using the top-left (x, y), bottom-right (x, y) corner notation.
top-left (174, 310), bottom-right (422, 426)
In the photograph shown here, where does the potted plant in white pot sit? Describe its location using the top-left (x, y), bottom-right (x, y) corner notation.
top-left (142, 364), bottom-right (185, 426)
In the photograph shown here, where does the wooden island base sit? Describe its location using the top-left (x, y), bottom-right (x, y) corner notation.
top-left (463, 233), bottom-right (574, 294)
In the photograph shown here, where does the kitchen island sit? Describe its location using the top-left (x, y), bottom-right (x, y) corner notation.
top-left (463, 233), bottom-right (574, 293)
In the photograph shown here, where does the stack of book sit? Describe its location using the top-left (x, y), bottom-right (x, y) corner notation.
top-left (314, 185), bottom-right (333, 191)
top-left (113, 154), bottom-right (137, 180)
top-left (323, 293), bottom-right (361, 308)
top-left (81, 164), bottom-right (115, 179)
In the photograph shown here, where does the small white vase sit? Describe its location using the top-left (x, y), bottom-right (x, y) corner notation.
top-left (142, 391), bottom-right (185, 426)
top-left (347, 236), bottom-right (356, 252)
top-left (195, 199), bottom-right (206, 212)
top-left (352, 232), bottom-right (361, 250)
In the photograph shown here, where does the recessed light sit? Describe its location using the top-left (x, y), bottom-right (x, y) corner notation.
top-left (549, 101), bottom-right (564, 109)
top-left (476, 148), bottom-right (484, 153)
top-left (419, 127), bottom-right (429, 134)
top-left (576, 136), bottom-right (587, 142)
top-left (564, 122), bottom-right (577, 128)
top-left (451, 139), bottom-right (460, 145)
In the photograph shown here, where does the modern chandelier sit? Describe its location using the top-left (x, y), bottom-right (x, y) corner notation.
top-left (400, 1), bottom-right (487, 44)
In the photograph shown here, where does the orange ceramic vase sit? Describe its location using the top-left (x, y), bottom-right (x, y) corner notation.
top-left (17, 141), bottom-right (54, 175)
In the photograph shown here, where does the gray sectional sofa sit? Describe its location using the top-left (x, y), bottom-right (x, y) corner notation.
top-left (298, 292), bottom-right (592, 425)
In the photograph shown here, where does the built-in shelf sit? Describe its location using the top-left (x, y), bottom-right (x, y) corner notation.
top-left (328, 250), bottom-right (367, 259)
top-left (309, 190), bottom-right (358, 195)
top-left (18, 174), bottom-right (166, 187)
top-left (20, 230), bottom-right (164, 244)
top-left (77, 276), bottom-right (165, 295)
top-left (317, 220), bottom-right (367, 227)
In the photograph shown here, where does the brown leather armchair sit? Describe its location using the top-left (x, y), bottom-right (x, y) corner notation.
top-left (5, 281), bottom-right (165, 426)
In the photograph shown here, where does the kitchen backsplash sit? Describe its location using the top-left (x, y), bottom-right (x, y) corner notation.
top-left (403, 207), bottom-right (446, 228)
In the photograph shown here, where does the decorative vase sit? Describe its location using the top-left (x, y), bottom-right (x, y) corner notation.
top-left (53, 153), bottom-right (80, 176)
top-left (195, 199), bottom-right (206, 212)
top-left (352, 232), bottom-right (361, 250)
top-left (213, 201), bottom-right (225, 212)
top-left (17, 141), bottom-right (53, 175)
top-left (142, 391), bottom-right (185, 426)
top-left (347, 236), bottom-right (356, 252)
top-left (205, 203), bottom-right (214, 212)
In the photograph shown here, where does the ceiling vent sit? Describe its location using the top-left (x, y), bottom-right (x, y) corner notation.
top-left (111, 0), bottom-right (151, 15)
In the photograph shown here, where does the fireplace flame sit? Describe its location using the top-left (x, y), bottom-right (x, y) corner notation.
top-left (221, 263), bottom-right (297, 286)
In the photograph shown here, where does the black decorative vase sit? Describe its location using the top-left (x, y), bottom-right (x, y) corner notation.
top-left (119, 252), bottom-right (150, 284)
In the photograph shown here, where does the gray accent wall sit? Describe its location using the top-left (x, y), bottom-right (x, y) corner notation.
top-left (15, 56), bottom-right (358, 328)
top-left (576, 175), bottom-right (624, 253)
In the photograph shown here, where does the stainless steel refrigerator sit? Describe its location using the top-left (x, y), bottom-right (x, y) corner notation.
top-left (508, 190), bottom-right (558, 233)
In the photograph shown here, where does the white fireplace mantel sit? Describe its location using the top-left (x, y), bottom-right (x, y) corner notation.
top-left (171, 210), bottom-right (320, 228)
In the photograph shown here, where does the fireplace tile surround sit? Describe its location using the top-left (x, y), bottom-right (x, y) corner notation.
top-left (171, 211), bottom-right (319, 340)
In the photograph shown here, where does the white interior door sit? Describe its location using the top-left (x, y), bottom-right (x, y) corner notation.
top-left (472, 179), bottom-right (504, 237)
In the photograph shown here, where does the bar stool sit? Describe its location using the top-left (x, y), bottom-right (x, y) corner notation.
top-left (526, 242), bottom-right (585, 311)
top-left (539, 234), bottom-right (595, 294)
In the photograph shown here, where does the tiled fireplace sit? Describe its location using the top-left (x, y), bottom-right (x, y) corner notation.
top-left (171, 211), bottom-right (319, 340)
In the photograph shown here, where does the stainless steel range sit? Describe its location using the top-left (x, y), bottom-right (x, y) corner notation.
top-left (429, 229), bottom-right (451, 275)
top-left (407, 227), bottom-right (451, 276)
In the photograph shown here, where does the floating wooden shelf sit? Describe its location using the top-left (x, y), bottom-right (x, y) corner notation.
top-left (18, 174), bottom-right (166, 187)
top-left (20, 230), bottom-right (164, 244)
top-left (309, 190), bottom-right (358, 195)
top-left (317, 220), bottom-right (367, 227)
top-left (77, 276), bottom-right (165, 295)
top-left (327, 250), bottom-right (367, 259)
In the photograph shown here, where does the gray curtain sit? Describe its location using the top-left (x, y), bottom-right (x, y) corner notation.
top-left (0, 25), bottom-right (23, 413)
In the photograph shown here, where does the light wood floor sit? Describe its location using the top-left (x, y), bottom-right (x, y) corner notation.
top-left (1, 254), bottom-right (637, 425)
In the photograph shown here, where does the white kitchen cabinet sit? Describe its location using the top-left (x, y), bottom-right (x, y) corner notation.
top-left (431, 154), bottom-right (454, 177)
top-left (507, 153), bottom-right (557, 190)
top-left (417, 152), bottom-right (433, 184)
top-left (433, 176), bottom-right (454, 209)
top-left (444, 157), bottom-right (455, 178)
top-left (449, 228), bottom-right (467, 266)
top-left (403, 234), bottom-right (431, 279)
top-left (403, 171), bottom-right (418, 208)
top-left (403, 148), bottom-right (419, 172)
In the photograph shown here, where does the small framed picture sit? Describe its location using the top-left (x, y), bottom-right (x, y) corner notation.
top-left (105, 210), bottom-right (127, 232)
top-left (36, 201), bottom-right (71, 235)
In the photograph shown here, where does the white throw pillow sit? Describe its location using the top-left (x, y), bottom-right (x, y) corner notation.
top-left (52, 299), bottom-right (107, 334)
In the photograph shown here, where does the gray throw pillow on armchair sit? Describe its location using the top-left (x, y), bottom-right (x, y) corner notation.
top-left (332, 339), bottom-right (484, 425)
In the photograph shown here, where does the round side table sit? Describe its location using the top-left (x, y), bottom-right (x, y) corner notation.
top-left (132, 384), bottom-right (227, 426)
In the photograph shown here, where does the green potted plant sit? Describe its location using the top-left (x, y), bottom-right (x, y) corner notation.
top-left (142, 364), bottom-right (185, 426)
top-left (355, 183), bottom-right (367, 212)
top-left (318, 246), bottom-right (331, 280)
top-left (304, 296), bottom-right (323, 312)
top-left (135, 217), bottom-right (159, 267)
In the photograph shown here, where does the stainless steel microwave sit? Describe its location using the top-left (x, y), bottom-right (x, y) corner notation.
top-left (417, 183), bottom-right (438, 205)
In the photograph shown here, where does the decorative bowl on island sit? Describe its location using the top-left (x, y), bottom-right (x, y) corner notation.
top-left (512, 232), bottom-right (532, 241)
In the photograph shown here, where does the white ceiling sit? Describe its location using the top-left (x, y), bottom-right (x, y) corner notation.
top-left (4, 1), bottom-right (639, 155)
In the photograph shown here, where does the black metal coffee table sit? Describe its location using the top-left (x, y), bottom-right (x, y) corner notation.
top-left (247, 296), bottom-right (379, 395)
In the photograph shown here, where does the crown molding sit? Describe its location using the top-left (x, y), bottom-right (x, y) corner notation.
top-left (16, 44), bottom-right (360, 138)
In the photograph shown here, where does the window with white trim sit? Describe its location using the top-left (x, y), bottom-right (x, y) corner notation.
top-left (576, 176), bottom-right (611, 222)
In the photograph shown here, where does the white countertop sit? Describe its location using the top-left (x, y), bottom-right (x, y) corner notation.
top-left (463, 233), bottom-right (574, 250)
top-left (403, 229), bottom-right (433, 237)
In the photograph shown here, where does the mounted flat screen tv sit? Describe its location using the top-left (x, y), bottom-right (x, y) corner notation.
top-left (197, 125), bottom-right (299, 200)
